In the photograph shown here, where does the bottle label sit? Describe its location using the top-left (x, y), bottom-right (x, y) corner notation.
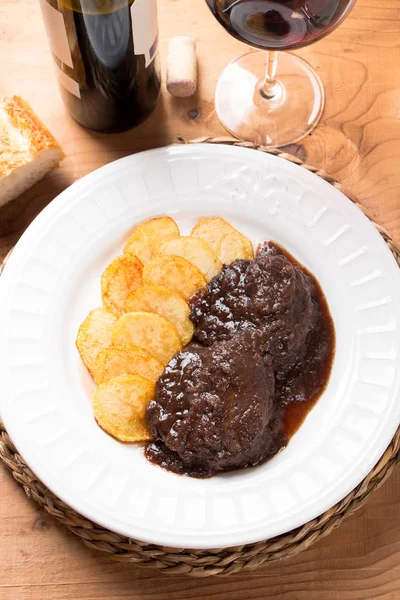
top-left (39, 0), bottom-right (74, 68)
top-left (54, 62), bottom-right (81, 99)
top-left (131, 0), bottom-right (158, 67)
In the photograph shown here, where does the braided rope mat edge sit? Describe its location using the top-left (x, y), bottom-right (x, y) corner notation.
top-left (0, 136), bottom-right (399, 577)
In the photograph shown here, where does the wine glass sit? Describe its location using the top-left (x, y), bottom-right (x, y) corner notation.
top-left (205, 0), bottom-right (357, 146)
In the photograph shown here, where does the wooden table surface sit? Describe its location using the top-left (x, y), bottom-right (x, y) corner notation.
top-left (1, 0), bottom-right (400, 598)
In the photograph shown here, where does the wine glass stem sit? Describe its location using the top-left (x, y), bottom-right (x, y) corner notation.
top-left (261, 51), bottom-right (279, 100)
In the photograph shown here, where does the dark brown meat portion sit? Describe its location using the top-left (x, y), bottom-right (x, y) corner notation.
top-left (190, 242), bottom-right (318, 375)
top-left (146, 334), bottom-right (286, 477)
top-left (145, 241), bottom-right (335, 478)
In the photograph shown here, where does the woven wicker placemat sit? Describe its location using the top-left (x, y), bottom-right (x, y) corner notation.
top-left (0, 136), bottom-right (399, 577)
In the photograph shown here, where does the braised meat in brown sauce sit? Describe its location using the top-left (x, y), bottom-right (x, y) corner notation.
top-left (145, 241), bottom-right (335, 477)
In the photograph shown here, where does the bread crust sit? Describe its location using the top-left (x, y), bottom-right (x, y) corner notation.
top-left (0, 95), bottom-right (65, 180)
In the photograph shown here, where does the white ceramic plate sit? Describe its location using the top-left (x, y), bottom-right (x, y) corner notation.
top-left (0, 144), bottom-right (399, 550)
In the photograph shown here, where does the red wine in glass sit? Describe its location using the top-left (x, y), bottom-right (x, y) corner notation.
top-left (205, 0), bottom-right (356, 146)
top-left (206, 0), bottom-right (354, 50)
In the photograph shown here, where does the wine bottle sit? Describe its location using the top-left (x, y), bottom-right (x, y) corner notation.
top-left (39, 0), bottom-right (161, 133)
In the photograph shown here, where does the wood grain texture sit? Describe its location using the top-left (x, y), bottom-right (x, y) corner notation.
top-left (0, 0), bottom-right (400, 598)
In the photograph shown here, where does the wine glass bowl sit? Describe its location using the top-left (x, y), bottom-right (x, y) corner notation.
top-left (206, 0), bottom-right (357, 146)
top-left (207, 0), bottom-right (356, 51)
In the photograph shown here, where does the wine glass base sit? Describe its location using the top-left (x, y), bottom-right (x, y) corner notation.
top-left (215, 50), bottom-right (325, 147)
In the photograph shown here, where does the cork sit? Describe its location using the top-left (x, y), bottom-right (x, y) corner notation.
top-left (167, 36), bottom-right (197, 98)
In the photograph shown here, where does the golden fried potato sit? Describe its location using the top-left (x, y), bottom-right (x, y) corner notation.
top-left (94, 344), bottom-right (164, 385)
top-left (143, 256), bottom-right (206, 301)
top-left (124, 216), bottom-right (180, 264)
top-left (93, 374), bottom-right (154, 442)
top-left (124, 284), bottom-right (194, 345)
top-left (101, 255), bottom-right (143, 316)
top-left (154, 236), bottom-right (222, 283)
top-left (217, 232), bottom-right (254, 264)
top-left (112, 312), bottom-right (182, 365)
top-left (191, 217), bottom-right (238, 253)
top-left (76, 308), bottom-right (117, 376)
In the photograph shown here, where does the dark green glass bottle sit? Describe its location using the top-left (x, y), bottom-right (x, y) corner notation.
top-left (40, 0), bottom-right (161, 132)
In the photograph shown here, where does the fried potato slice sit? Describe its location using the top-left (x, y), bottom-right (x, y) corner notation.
top-left (217, 232), bottom-right (254, 264)
top-left (76, 308), bottom-right (117, 376)
top-left (112, 312), bottom-right (182, 365)
top-left (143, 256), bottom-right (206, 301)
top-left (94, 344), bottom-right (164, 386)
top-left (124, 284), bottom-right (194, 345)
top-left (124, 216), bottom-right (180, 264)
top-left (101, 255), bottom-right (143, 316)
top-left (93, 374), bottom-right (154, 442)
top-left (154, 236), bottom-right (222, 283)
top-left (191, 217), bottom-right (254, 263)
top-left (191, 217), bottom-right (237, 253)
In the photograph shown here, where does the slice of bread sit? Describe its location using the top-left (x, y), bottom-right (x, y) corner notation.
top-left (0, 96), bottom-right (65, 208)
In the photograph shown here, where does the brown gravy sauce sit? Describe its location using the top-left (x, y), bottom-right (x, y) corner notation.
top-left (277, 245), bottom-right (336, 439)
